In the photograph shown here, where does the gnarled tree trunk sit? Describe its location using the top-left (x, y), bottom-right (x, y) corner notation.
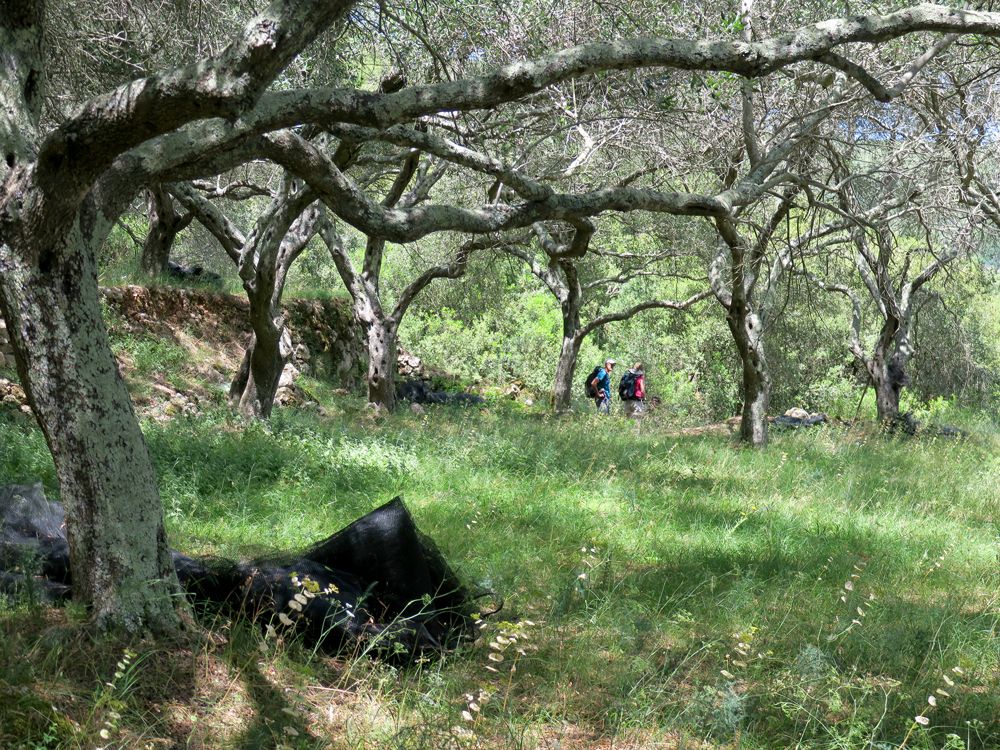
top-left (363, 314), bottom-right (398, 411)
top-left (0, 200), bottom-right (184, 633)
top-left (727, 301), bottom-right (770, 448)
top-left (230, 320), bottom-right (291, 419)
top-left (140, 185), bottom-right (190, 278)
top-left (552, 334), bottom-right (583, 413)
top-left (0, 0), bottom-right (352, 634)
top-left (868, 317), bottom-right (911, 428)
top-left (552, 289), bottom-right (583, 412)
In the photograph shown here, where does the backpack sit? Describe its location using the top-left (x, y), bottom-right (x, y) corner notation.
top-left (583, 366), bottom-right (602, 398)
top-left (619, 370), bottom-right (638, 400)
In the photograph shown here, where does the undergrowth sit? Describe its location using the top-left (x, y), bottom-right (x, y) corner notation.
top-left (0, 401), bottom-right (997, 749)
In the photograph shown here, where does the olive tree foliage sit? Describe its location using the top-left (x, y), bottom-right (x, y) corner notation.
top-left (352, 0), bottom-right (992, 445)
top-left (685, 2), bottom-right (978, 446)
top-left (5, 0), bottom-right (1000, 631)
top-left (798, 56), bottom-right (1000, 428)
top-left (0, 0), bottom-right (359, 633)
top-left (170, 175), bottom-right (322, 417)
top-left (316, 147), bottom-right (503, 412)
top-left (42, 0), bottom-right (259, 278)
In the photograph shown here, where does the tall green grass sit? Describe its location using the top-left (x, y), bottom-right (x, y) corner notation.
top-left (0, 402), bottom-right (997, 748)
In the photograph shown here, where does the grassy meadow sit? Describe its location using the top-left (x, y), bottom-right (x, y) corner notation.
top-left (0, 383), bottom-right (997, 749)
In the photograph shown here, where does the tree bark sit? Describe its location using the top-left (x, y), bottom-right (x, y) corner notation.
top-left (231, 321), bottom-right (291, 419)
top-left (727, 301), bottom-right (770, 448)
top-left (552, 335), bottom-right (582, 414)
top-left (872, 359), bottom-right (902, 426)
top-left (140, 186), bottom-right (190, 278)
top-left (0, 0), bottom-right (355, 636)
top-left (552, 290), bottom-right (583, 413)
top-left (362, 314), bottom-right (398, 411)
top-left (0, 197), bottom-right (184, 633)
top-left (868, 317), bottom-right (911, 428)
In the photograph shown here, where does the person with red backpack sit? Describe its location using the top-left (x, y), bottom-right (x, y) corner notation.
top-left (619, 362), bottom-right (646, 417)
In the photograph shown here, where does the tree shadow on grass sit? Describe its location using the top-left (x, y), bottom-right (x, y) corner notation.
top-left (221, 624), bottom-right (319, 750)
top-left (0, 599), bottom-right (328, 749)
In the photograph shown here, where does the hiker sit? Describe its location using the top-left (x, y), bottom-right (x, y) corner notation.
top-left (619, 362), bottom-right (646, 417)
top-left (590, 358), bottom-right (616, 414)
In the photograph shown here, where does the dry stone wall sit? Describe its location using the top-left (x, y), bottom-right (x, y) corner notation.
top-left (284, 298), bottom-right (365, 389)
top-left (99, 286), bottom-right (367, 391)
top-left (0, 316), bottom-right (31, 415)
top-left (2, 289), bottom-right (431, 406)
top-left (0, 317), bottom-right (14, 371)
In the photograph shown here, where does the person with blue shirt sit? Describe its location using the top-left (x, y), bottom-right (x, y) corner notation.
top-left (590, 358), bottom-right (616, 414)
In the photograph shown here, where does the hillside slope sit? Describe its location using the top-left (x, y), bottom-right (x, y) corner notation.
top-left (1, 285), bottom-right (365, 419)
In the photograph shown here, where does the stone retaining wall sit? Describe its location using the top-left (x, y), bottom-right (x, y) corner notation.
top-left (0, 316), bottom-right (14, 371)
top-left (1, 289), bottom-right (428, 397)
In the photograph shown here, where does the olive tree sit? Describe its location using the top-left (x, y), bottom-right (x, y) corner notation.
top-left (5, 0), bottom-right (1000, 630)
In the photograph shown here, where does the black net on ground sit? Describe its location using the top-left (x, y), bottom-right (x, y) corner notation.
top-left (0, 486), bottom-right (479, 659)
top-left (396, 378), bottom-right (484, 406)
top-left (773, 413), bottom-right (827, 429)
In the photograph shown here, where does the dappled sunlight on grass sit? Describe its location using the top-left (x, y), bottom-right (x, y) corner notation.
top-left (1, 403), bottom-right (998, 748)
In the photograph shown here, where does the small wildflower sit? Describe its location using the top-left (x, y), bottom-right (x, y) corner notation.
top-left (461, 710), bottom-right (474, 721)
top-left (720, 669), bottom-right (735, 680)
top-left (844, 580), bottom-right (854, 591)
top-left (928, 695), bottom-right (937, 707)
top-left (943, 675), bottom-right (955, 686)
top-left (288, 599), bottom-right (303, 612)
top-left (915, 715), bottom-right (930, 726)
top-left (952, 666), bottom-right (964, 675)
top-left (278, 612), bottom-right (294, 627)
top-left (488, 652), bottom-right (504, 662)
top-left (936, 689), bottom-right (951, 698)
